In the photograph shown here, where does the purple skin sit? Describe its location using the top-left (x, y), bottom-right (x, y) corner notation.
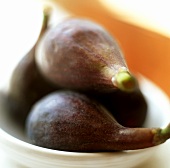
top-left (88, 88), bottom-right (148, 128)
top-left (2, 9), bottom-right (58, 125)
top-left (35, 18), bottom-right (137, 93)
top-left (26, 91), bottom-right (170, 152)
top-left (5, 51), bottom-right (58, 125)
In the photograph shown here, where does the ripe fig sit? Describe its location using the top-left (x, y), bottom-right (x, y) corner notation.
top-left (4, 50), bottom-right (58, 125)
top-left (90, 87), bottom-right (148, 128)
top-left (2, 7), bottom-right (58, 125)
top-left (35, 18), bottom-right (137, 93)
top-left (26, 91), bottom-right (170, 152)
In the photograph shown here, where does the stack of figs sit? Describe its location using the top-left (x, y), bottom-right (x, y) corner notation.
top-left (2, 15), bottom-right (170, 152)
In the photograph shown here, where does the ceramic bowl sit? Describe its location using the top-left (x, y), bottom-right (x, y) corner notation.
top-left (0, 76), bottom-right (170, 168)
top-left (0, 1), bottom-right (170, 167)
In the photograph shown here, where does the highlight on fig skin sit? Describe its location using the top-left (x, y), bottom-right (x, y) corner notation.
top-left (35, 18), bottom-right (138, 93)
top-left (26, 91), bottom-right (170, 152)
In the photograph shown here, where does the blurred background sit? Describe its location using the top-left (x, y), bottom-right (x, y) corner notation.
top-left (0, 0), bottom-right (170, 97)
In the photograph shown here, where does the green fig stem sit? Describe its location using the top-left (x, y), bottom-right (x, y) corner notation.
top-left (42, 6), bottom-right (51, 33)
top-left (37, 5), bottom-right (52, 43)
top-left (112, 71), bottom-right (137, 92)
top-left (153, 123), bottom-right (170, 145)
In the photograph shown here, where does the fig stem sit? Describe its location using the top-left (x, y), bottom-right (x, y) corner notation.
top-left (37, 4), bottom-right (52, 43)
top-left (153, 123), bottom-right (170, 145)
top-left (112, 71), bottom-right (137, 92)
top-left (108, 123), bottom-right (170, 150)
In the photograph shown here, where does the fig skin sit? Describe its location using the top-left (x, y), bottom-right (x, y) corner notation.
top-left (26, 91), bottom-right (170, 152)
top-left (35, 18), bottom-right (137, 93)
top-left (3, 50), bottom-right (58, 125)
top-left (89, 87), bottom-right (148, 128)
top-left (1, 7), bottom-right (59, 125)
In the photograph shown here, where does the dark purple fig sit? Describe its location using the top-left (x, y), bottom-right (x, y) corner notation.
top-left (26, 91), bottom-right (170, 152)
top-left (89, 87), bottom-right (147, 128)
top-left (4, 50), bottom-right (58, 125)
top-left (2, 8), bottom-right (58, 125)
top-left (35, 18), bottom-right (137, 93)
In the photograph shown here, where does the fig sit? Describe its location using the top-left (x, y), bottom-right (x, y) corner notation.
top-left (26, 91), bottom-right (170, 152)
top-left (4, 50), bottom-right (58, 125)
top-left (35, 18), bottom-right (137, 93)
top-left (2, 7), bottom-right (58, 125)
top-left (90, 87), bottom-right (148, 128)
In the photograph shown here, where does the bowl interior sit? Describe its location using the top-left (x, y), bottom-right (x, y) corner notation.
top-left (0, 76), bottom-right (170, 168)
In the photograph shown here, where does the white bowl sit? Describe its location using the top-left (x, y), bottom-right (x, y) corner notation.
top-left (0, 2), bottom-right (170, 167)
top-left (0, 76), bottom-right (170, 168)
